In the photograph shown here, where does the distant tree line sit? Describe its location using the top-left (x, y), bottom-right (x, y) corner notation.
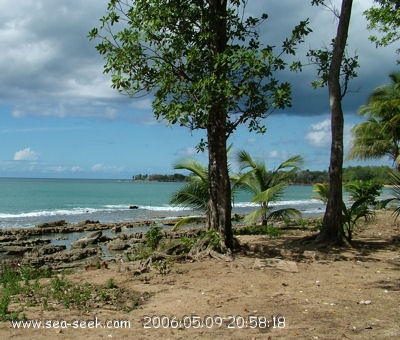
top-left (292, 166), bottom-right (393, 184)
top-left (132, 173), bottom-right (188, 182)
top-left (133, 165), bottom-right (393, 184)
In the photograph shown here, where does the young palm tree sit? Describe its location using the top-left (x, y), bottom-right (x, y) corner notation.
top-left (390, 170), bottom-right (400, 219)
top-left (313, 180), bottom-right (383, 241)
top-left (169, 158), bottom-right (209, 230)
top-left (235, 150), bottom-right (303, 225)
top-left (347, 72), bottom-right (400, 170)
top-left (169, 146), bottom-right (235, 230)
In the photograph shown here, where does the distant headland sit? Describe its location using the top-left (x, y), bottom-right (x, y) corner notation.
top-left (132, 165), bottom-right (393, 185)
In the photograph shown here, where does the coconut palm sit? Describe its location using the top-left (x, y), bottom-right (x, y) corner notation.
top-left (312, 180), bottom-right (383, 241)
top-left (347, 72), bottom-right (400, 170)
top-left (390, 170), bottom-right (400, 219)
top-left (235, 150), bottom-right (303, 225)
top-left (169, 158), bottom-right (209, 230)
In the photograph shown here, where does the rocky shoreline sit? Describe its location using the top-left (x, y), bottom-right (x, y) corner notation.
top-left (0, 219), bottom-right (203, 270)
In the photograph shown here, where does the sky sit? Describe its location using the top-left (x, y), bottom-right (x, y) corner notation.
top-left (0, 0), bottom-right (398, 179)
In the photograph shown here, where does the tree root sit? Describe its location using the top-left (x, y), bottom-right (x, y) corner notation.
top-left (132, 238), bottom-right (232, 276)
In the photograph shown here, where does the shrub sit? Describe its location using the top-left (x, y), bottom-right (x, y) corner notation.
top-left (146, 225), bottom-right (163, 250)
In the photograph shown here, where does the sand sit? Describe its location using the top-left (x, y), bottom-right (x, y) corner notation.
top-left (0, 210), bottom-right (399, 339)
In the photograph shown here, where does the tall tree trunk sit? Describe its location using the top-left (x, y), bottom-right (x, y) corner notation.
top-left (207, 113), bottom-right (233, 251)
top-left (206, 0), bottom-right (233, 251)
top-left (317, 0), bottom-right (353, 244)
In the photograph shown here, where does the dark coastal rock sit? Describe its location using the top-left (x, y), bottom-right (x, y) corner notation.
top-left (70, 231), bottom-right (105, 249)
top-left (0, 238), bottom-right (51, 254)
top-left (60, 248), bottom-right (100, 262)
top-left (35, 244), bottom-right (67, 256)
top-left (0, 235), bottom-right (20, 242)
top-left (77, 220), bottom-right (100, 226)
top-left (37, 220), bottom-right (67, 228)
top-left (3, 246), bottom-right (33, 255)
top-left (107, 239), bottom-right (128, 251)
top-left (111, 225), bottom-right (122, 233)
top-left (22, 247), bottom-right (100, 269)
top-left (129, 205), bottom-right (139, 209)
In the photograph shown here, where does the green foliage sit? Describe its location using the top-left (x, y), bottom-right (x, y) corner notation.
top-left (133, 173), bottom-right (188, 182)
top-left (312, 183), bottom-right (329, 203)
top-left (105, 278), bottom-right (116, 289)
top-left (126, 244), bottom-right (154, 261)
top-left (307, 39), bottom-right (359, 96)
top-left (364, 0), bottom-right (400, 62)
top-left (390, 170), bottom-right (400, 219)
top-left (278, 166), bottom-right (392, 184)
top-left (202, 230), bottom-right (223, 252)
top-left (90, 1), bottom-right (310, 249)
top-left (283, 217), bottom-right (323, 231)
top-left (313, 180), bottom-right (383, 241)
top-left (171, 216), bottom-right (204, 231)
top-left (342, 166), bottom-right (393, 183)
top-left (152, 258), bottom-right (174, 276)
top-left (0, 263), bottom-right (149, 319)
top-left (234, 150), bottom-right (303, 225)
top-left (49, 275), bottom-right (92, 308)
top-left (292, 169), bottom-right (329, 184)
top-left (347, 72), bottom-right (400, 170)
top-left (234, 225), bottom-right (283, 237)
top-left (179, 236), bottom-right (196, 250)
top-left (343, 180), bottom-right (383, 240)
top-left (146, 225), bottom-right (163, 250)
top-left (0, 296), bottom-right (10, 320)
top-left (169, 158), bottom-right (209, 212)
top-left (90, 0), bottom-right (311, 141)
top-left (381, 170), bottom-right (400, 219)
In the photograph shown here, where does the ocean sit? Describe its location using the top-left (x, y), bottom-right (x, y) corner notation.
top-left (0, 177), bottom-right (330, 230)
top-left (2, 177), bottom-right (394, 230)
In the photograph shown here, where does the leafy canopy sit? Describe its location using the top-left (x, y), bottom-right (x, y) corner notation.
top-left (347, 72), bottom-right (400, 169)
top-left (364, 0), bottom-right (400, 62)
top-left (89, 0), bottom-right (312, 142)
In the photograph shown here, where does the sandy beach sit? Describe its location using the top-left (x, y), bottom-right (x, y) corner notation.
top-left (0, 210), bottom-right (399, 339)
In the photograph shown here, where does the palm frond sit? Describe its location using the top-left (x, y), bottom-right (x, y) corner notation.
top-left (169, 182), bottom-right (208, 210)
top-left (172, 216), bottom-right (205, 231)
top-left (173, 158), bottom-right (208, 182)
top-left (250, 183), bottom-right (286, 204)
top-left (267, 208), bottom-right (301, 223)
top-left (243, 209), bottom-right (264, 225)
top-left (312, 183), bottom-right (329, 203)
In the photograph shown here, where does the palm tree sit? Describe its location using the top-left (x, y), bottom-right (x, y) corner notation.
top-left (169, 158), bottom-right (209, 230)
top-left (312, 180), bottom-right (383, 241)
top-left (235, 150), bottom-right (303, 225)
top-left (390, 171), bottom-right (400, 219)
top-left (347, 72), bottom-right (400, 171)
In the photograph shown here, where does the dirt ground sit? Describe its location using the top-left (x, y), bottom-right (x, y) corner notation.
top-left (1, 210), bottom-right (399, 339)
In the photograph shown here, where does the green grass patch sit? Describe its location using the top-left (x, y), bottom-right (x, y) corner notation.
top-left (0, 263), bottom-right (150, 321)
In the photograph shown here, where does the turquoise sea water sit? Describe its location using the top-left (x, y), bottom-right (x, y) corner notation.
top-left (1, 177), bottom-right (393, 230)
top-left (0, 178), bottom-right (327, 229)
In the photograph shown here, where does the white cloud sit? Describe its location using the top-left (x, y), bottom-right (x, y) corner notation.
top-left (269, 150), bottom-right (279, 158)
top-left (71, 166), bottom-right (83, 172)
top-left (13, 147), bottom-right (39, 161)
top-left (91, 163), bottom-right (125, 173)
top-left (175, 147), bottom-right (197, 157)
top-left (305, 119), bottom-right (331, 147)
top-left (305, 117), bottom-right (356, 150)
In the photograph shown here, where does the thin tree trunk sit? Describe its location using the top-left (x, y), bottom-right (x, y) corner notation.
top-left (317, 0), bottom-right (353, 244)
top-left (206, 0), bottom-right (233, 251)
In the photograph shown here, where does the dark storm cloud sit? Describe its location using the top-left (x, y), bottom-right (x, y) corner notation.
top-left (0, 0), bottom-right (397, 120)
